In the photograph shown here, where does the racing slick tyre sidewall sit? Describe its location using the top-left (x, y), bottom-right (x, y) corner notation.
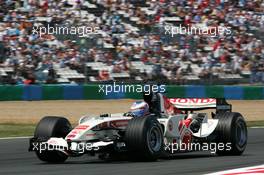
top-left (125, 115), bottom-right (164, 161)
top-left (215, 112), bottom-right (247, 156)
top-left (34, 116), bottom-right (72, 163)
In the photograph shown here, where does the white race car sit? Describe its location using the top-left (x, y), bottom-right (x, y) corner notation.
top-left (29, 92), bottom-right (247, 162)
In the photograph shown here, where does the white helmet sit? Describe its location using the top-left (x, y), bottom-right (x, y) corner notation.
top-left (129, 101), bottom-right (149, 117)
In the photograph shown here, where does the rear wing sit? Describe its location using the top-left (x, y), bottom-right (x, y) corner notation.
top-left (169, 98), bottom-right (232, 113)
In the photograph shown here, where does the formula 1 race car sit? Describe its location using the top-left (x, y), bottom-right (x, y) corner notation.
top-left (29, 92), bottom-right (247, 163)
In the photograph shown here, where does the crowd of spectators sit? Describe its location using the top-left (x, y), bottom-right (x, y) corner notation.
top-left (0, 0), bottom-right (263, 84)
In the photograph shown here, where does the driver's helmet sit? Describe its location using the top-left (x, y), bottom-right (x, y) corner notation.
top-left (129, 101), bottom-right (149, 117)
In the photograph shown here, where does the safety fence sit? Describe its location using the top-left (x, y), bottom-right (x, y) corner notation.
top-left (0, 85), bottom-right (263, 101)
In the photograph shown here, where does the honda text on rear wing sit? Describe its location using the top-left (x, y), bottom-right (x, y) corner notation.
top-left (169, 98), bottom-right (232, 114)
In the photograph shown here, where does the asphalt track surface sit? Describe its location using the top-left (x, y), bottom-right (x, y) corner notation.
top-left (0, 128), bottom-right (263, 175)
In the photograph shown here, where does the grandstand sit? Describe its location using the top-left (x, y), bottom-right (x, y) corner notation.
top-left (0, 0), bottom-right (263, 85)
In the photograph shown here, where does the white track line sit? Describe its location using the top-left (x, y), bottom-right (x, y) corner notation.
top-left (0, 136), bottom-right (31, 140)
top-left (206, 164), bottom-right (264, 175)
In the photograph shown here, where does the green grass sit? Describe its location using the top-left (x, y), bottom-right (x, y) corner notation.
top-left (0, 123), bottom-right (35, 137)
top-left (0, 121), bottom-right (263, 138)
top-left (247, 121), bottom-right (264, 127)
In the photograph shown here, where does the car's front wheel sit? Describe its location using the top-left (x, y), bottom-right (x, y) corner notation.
top-left (34, 116), bottom-right (72, 163)
top-left (125, 115), bottom-right (164, 161)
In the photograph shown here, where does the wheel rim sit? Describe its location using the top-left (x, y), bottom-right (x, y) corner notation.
top-left (236, 120), bottom-right (247, 147)
top-left (147, 126), bottom-right (162, 152)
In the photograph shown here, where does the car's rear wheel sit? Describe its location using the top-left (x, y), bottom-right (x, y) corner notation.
top-left (34, 116), bottom-right (72, 163)
top-left (125, 115), bottom-right (164, 161)
top-left (215, 112), bottom-right (247, 155)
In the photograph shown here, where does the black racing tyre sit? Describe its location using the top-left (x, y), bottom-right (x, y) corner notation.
top-left (125, 115), bottom-right (164, 161)
top-left (34, 116), bottom-right (72, 163)
top-left (214, 112), bottom-right (247, 156)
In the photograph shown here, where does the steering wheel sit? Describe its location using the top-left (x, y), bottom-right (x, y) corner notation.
top-left (124, 112), bottom-right (136, 117)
